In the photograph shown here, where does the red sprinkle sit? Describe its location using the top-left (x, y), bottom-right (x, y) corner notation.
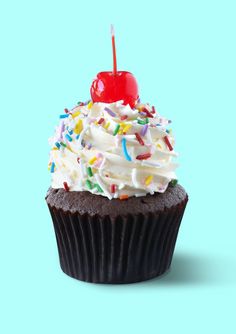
top-left (119, 194), bottom-right (129, 200)
top-left (77, 157), bottom-right (80, 163)
top-left (64, 108), bottom-right (69, 113)
top-left (120, 115), bottom-right (128, 121)
top-left (98, 117), bottom-right (105, 125)
top-left (163, 135), bottom-right (173, 151)
top-left (142, 107), bottom-right (154, 118)
top-left (135, 132), bottom-right (145, 146)
top-left (136, 152), bottom-right (152, 160)
top-left (151, 106), bottom-right (156, 114)
top-left (63, 182), bottom-right (70, 192)
top-left (111, 184), bottom-right (116, 193)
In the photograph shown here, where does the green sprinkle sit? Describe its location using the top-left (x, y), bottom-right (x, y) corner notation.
top-left (113, 124), bottom-right (120, 136)
top-left (170, 179), bottom-right (178, 187)
top-left (94, 183), bottom-right (103, 193)
top-left (60, 142), bottom-right (67, 147)
top-left (87, 166), bottom-right (93, 177)
top-left (86, 179), bottom-right (92, 189)
top-left (146, 118), bottom-right (149, 124)
top-left (137, 119), bottom-right (146, 125)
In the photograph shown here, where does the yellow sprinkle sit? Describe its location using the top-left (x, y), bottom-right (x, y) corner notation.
top-left (118, 130), bottom-right (123, 135)
top-left (72, 111), bottom-right (81, 119)
top-left (88, 156), bottom-right (97, 165)
top-left (74, 119), bottom-right (83, 134)
top-left (157, 143), bottom-right (162, 149)
top-left (120, 122), bottom-right (126, 128)
top-left (52, 147), bottom-right (58, 151)
top-left (122, 124), bottom-right (132, 133)
top-left (104, 122), bottom-right (110, 130)
top-left (145, 175), bottom-right (153, 186)
top-left (87, 101), bottom-right (93, 109)
top-left (94, 121), bottom-right (98, 125)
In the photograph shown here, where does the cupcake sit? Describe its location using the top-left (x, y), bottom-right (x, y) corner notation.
top-left (46, 28), bottom-right (188, 283)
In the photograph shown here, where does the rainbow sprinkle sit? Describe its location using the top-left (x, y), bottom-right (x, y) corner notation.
top-left (86, 179), bottom-right (92, 189)
top-left (135, 132), bottom-right (144, 146)
top-left (122, 124), bottom-right (132, 134)
top-left (113, 124), bottom-right (120, 136)
top-left (105, 107), bottom-right (116, 117)
top-left (98, 117), bottom-right (105, 125)
top-left (136, 152), bottom-right (151, 160)
top-left (55, 142), bottom-right (60, 149)
top-left (145, 175), bottom-right (153, 186)
top-left (121, 138), bottom-right (131, 161)
top-left (94, 183), bottom-right (103, 193)
top-left (72, 111), bottom-right (81, 119)
top-left (74, 119), bottom-right (83, 135)
top-left (111, 184), bottom-right (116, 193)
top-left (50, 162), bottom-right (55, 173)
top-left (140, 124), bottom-right (149, 137)
top-left (119, 194), bottom-right (129, 200)
top-left (88, 156), bottom-right (97, 165)
top-left (104, 121), bottom-right (110, 130)
top-left (87, 101), bottom-right (93, 109)
top-left (63, 182), bottom-right (69, 192)
top-left (163, 135), bottom-right (173, 151)
top-left (87, 166), bottom-right (93, 177)
top-left (59, 114), bottom-right (69, 119)
top-left (60, 142), bottom-right (67, 148)
top-left (65, 134), bottom-right (72, 142)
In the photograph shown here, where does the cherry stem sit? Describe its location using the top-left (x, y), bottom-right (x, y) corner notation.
top-left (111, 24), bottom-right (117, 75)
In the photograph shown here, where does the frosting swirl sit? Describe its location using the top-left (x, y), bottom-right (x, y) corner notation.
top-left (48, 100), bottom-right (178, 199)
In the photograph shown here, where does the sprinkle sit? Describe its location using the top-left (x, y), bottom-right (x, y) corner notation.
top-left (81, 139), bottom-right (86, 147)
top-left (65, 134), bottom-right (72, 142)
top-left (145, 175), bottom-right (153, 186)
top-left (87, 166), bottom-right (93, 177)
top-left (136, 152), bottom-right (152, 160)
top-left (94, 174), bottom-right (112, 199)
top-left (166, 129), bottom-right (170, 134)
top-left (120, 115), bottom-right (128, 121)
top-left (119, 194), bottom-right (129, 200)
top-left (135, 132), bottom-right (145, 145)
top-left (55, 142), bottom-right (60, 149)
top-left (122, 124), bottom-right (132, 134)
top-left (76, 134), bottom-right (80, 140)
top-left (59, 121), bottom-right (65, 139)
top-left (151, 106), bottom-right (156, 114)
top-left (140, 124), bottom-right (149, 137)
top-left (63, 182), bottom-right (69, 192)
top-left (139, 111), bottom-right (147, 116)
top-left (87, 143), bottom-right (92, 150)
top-left (94, 183), bottom-right (103, 193)
top-left (170, 179), bottom-right (178, 186)
top-left (72, 111), bottom-right (81, 118)
top-left (59, 114), bottom-right (69, 119)
top-left (98, 117), bottom-right (105, 125)
top-left (60, 142), bottom-right (67, 148)
top-left (142, 107), bottom-right (154, 118)
top-left (85, 179), bottom-right (92, 190)
top-left (87, 101), bottom-right (93, 109)
top-left (163, 135), bottom-right (173, 151)
top-left (137, 119), bottom-right (146, 125)
top-left (105, 107), bottom-right (116, 117)
top-left (145, 118), bottom-right (149, 124)
top-left (157, 143), bottom-right (162, 149)
top-left (121, 138), bottom-right (132, 161)
top-left (64, 108), bottom-right (69, 113)
top-left (77, 157), bottom-right (80, 163)
top-left (104, 122), bottom-right (110, 130)
top-left (113, 124), bottom-right (120, 136)
top-left (88, 156), bottom-right (97, 165)
top-left (50, 162), bottom-right (55, 173)
top-left (110, 184), bottom-right (116, 193)
top-left (74, 119), bottom-right (83, 135)
top-left (68, 129), bottom-right (73, 135)
top-left (77, 101), bottom-right (84, 106)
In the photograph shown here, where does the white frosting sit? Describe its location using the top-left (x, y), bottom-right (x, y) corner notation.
top-left (48, 100), bottom-right (178, 199)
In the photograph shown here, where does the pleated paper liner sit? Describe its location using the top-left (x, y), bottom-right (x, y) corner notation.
top-left (48, 197), bottom-right (188, 284)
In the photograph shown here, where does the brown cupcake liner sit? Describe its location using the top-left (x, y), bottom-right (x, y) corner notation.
top-left (48, 198), bottom-right (187, 284)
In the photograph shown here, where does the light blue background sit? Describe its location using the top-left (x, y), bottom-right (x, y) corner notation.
top-left (0, 0), bottom-right (235, 333)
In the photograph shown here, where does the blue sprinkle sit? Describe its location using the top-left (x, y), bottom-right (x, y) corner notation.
top-left (76, 134), bottom-right (80, 140)
top-left (50, 162), bottom-right (55, 173)
top-left (55, 142), bottom-right (60, 149)
top-left (122, 138), bottom-right (132, 161)
top-left (166, 129), bottom-right (170, 133)
top-left (68, 129), bottom-right (73, 135)
top-left (65, 134), bottom-right (73, 142)
top-left (59, 114), bottom-right (69, 119)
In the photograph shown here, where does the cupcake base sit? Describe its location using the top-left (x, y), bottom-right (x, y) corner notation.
top-left (46, 185), bottom-right (188, 284)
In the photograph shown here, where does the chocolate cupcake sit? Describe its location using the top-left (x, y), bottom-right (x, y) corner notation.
top-left (46, 99), bottom-right (188, 283)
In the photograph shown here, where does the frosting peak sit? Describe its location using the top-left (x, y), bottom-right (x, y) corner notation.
top-left (48, 100), bottom-right (178, 199)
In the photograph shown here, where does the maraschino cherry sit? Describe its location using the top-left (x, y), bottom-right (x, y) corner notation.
top-left (90, 26), bottom-right (139, 108)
